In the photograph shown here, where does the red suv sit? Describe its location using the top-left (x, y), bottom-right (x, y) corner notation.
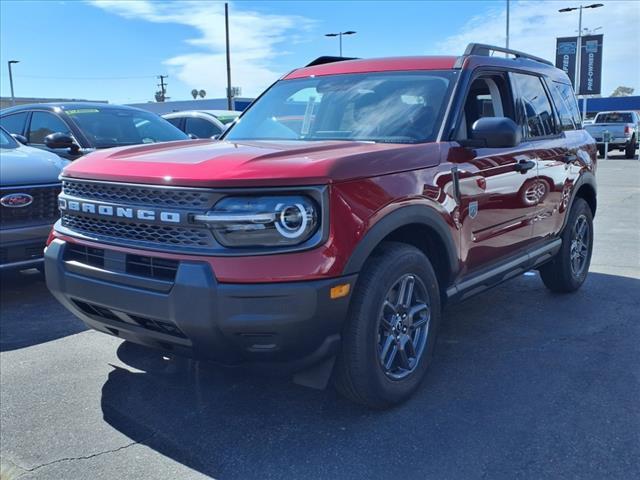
top-left (45, 44), bottom-right (596, 408)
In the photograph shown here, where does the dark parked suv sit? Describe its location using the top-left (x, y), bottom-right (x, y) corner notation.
top-left (0, 103), bottom-right (188, 160)
top-left (45, 44), bottom-right (596, 408)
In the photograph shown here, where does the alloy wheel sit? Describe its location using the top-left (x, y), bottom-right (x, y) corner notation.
top-left (377, 274), bottom-right (431, 380)
top-left (570, 214), bottom-right (590, 277)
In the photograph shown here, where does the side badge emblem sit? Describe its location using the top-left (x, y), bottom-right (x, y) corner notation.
top-left (469, 201), bottom-right (479, 219)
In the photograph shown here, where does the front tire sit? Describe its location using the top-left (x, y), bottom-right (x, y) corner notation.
top-left (539, 198), bottom-right (593, 293)
top-left (333, 242), bottom-right (441, 409)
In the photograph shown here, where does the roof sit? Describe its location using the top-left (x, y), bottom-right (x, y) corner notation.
top-left (1, 102), bottom-right (146, 115)
top-left (284, 56), bottom-right (458, 79)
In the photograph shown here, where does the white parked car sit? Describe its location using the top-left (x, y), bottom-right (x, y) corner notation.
top-left (162, 110), bottom-right (241, 139)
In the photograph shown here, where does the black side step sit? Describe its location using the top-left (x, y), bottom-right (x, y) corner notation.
top-left (446, 239), bottom-right (561, 303)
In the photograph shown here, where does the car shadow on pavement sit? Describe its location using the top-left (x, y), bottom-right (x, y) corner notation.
top-left (100, 271), bottom-right (640, 480)
top-left (0, 269), bottom-right (87, 352)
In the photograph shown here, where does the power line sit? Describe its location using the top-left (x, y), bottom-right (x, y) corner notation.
top-left (13, 74), bottom-right (157, 80)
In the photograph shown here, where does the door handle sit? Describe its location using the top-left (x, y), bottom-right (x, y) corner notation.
top-left (514, 159), bottom-right (536, 173)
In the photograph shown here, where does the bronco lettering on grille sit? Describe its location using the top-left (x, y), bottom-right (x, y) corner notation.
top-left (58, 198), bottom-right (181, 224)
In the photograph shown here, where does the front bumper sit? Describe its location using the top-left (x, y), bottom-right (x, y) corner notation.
top-left (0, 224), bottom-right (52, 270)
top-left (45, 239), bottom-right (356, 370)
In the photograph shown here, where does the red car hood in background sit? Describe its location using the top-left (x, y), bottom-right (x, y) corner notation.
top-left (63, 139), bottom-right (441, 187)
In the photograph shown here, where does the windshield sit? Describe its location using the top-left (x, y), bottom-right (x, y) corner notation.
top-left (225, 71), bottom-right (455, 144)
top-left (0, 127), bottom-right (19, 149)
top-left (65, 107), bottom-right (188, 148)
top-left (596, 112), bottom-right (633, 123)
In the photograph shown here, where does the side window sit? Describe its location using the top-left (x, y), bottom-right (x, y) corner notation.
top-left (554, 82), bottom-right (582, 128)
top-left (0, 112), bottom-right (28, 135)
top-left (165, 117), bottom-right (183, 129)
top-left (457, 74), bottom-right (513, 140)
top-left (511, 73), bottom-right (556, 138)
top-left (185, 117), bottom-right (222, 138)
top-left (28, 112), bottom-right (71, 144)
top-left (547, 81), bottom-right (576, 131)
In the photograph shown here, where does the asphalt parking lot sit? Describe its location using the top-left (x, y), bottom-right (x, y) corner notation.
top-left (1, 154), bottom-right (639, 480)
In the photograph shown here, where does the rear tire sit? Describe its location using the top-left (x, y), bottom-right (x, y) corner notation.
top-left (625, 136), bottom-right (636, 159)
top-left (539, 198), bottom-right (593, 293)
top-left (333, 242), bottom-right (441, 409)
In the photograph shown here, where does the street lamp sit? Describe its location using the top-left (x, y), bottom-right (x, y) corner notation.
top-left (325, 30), bottom-right (356, 57)
top-left (8, 60), bottom-right (19, 106)
top-left (558, 3), bottom-right (604, 118)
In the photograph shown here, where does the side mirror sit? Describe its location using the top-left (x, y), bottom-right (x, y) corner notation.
top-left (187, 133), bottom-right (198, 140)
top-left (11, 133), bottom-right (27, 144)
top-left (468, 117), bottom-right (521, 148)
top-left (44, 132), bottom-right (79, 152)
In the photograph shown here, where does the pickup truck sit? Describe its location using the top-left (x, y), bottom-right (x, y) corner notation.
top-left (584, 110), bottom-right (639, 159)
top-left (45, 44), bottom-right (597, 408)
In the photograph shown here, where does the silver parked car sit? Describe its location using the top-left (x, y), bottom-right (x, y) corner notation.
top-left (0, 127), bottom-right (68, 271)
top-left (162, 110), bottom-right (241, 139)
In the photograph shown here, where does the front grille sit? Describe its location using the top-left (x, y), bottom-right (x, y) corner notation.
top-left (61, 214), bottom-right (214, 249)
top-left (0, 184), bottom-right (61, 227)
top-left (0, 242), bottom-right (45, 265)
top-left (71, 299), bottom-right (186, 339)
top-left (64, 243), bottom-right (179, 282)
top-left (62, 180), bottom-right (215, 208)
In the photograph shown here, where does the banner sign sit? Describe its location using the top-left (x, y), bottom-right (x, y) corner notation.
top-left (578, 34), bottom-right (603, 96)
top-left (555, 37), bottom-right (577, 87)
top-left (555, 35), bottom-right (604, 95)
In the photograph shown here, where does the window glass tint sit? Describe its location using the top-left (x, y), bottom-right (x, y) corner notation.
top-left (0, 112), bottom-right (28, 135)
top-left (548, 82), bottom-right (576, 131)
top-left (185, 117), bottom-right (222, 138)
top-left (165, 117), bottom-right (182, 128)
top-left (29, 112), bottom-right (71, 144)
top-left (512, 73), bottom-right (555, 137)
top-left (226, 71), bottom-right (454, 144)
top-left (554, 82), bottom-right (582, 128)
top-left (66, 108), bottom-right (187, 148)
top-left (595, 112), bottom-right (633, 123)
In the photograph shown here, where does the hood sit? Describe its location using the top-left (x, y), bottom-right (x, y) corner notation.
top-left (62, 139), bottom-right (441, 187)
top-left (1, 144), bottom-right (69, 186)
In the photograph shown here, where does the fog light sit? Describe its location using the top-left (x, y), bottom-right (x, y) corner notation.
top-left (330, 283), bottom-right (351, 299)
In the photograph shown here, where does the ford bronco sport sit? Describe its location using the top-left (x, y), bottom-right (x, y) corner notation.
top-left (45, 44), bottom-right (596, 408)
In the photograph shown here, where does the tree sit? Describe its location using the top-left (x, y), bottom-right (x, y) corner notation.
top-left (610, 86), bottom-right (635, 97)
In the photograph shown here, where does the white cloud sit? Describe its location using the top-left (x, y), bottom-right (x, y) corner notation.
top-left (432, 0), bottom-right (640, 96)
top-left (89, 0), bottom-right (314, 98)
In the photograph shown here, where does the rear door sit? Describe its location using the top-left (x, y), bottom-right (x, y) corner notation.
top-left (509, 73), bottom-right (573, 242)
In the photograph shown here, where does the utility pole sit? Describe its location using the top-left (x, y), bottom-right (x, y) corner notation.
top-left (225, 2), bottom-right (233, 110)
top-left (156, 75), bottom-right (168, 102)
top-left (505, 0), bottom-right (510, 53)
top-left (8, 60), bottom-right (19, 106)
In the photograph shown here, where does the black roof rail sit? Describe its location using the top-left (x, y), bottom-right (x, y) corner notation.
top-left (305, 56), bottom-right (359, 67)
top-left (454, 43), bottom-right (554, 68)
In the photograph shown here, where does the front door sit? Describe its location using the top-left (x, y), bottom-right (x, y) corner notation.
top-left (447, 72), bottom-right (540, 274)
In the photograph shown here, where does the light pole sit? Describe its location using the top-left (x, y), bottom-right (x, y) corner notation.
top-left (8, 60), bottom-right (19, 106)
top-left (559, 3), bottom-right (603, 120)
top-left (325, 31), bottom-right (356, 57)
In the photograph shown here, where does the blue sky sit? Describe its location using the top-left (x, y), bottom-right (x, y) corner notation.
top-left (1, 0), bottom-right (638, 104)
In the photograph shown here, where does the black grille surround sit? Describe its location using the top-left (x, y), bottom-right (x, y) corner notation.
top-left (62, 179), bottom-right (216, 208)
top-left (1, 184), bottom-right (61, 228)
top-left (56, 178), bottom-right (329, 256)
top-left (61, 214), bottom-right (215, 249)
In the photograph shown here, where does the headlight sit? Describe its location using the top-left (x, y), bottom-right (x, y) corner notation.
top-left (194, 195), bottom-right (319, 247)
